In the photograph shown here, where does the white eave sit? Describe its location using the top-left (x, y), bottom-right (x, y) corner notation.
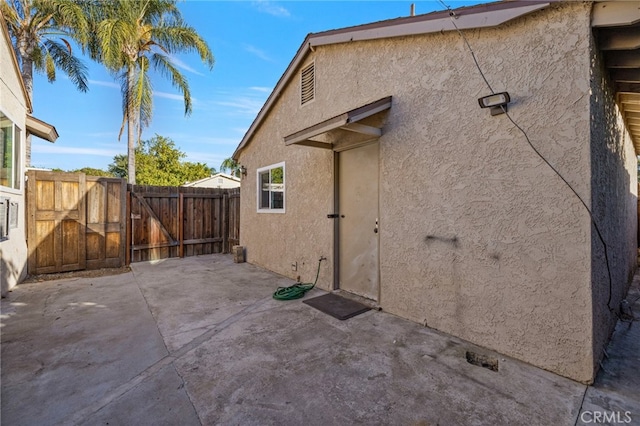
top-left (592, 1), bottom-right (640, 152)
top-left (309, 3), bottom-right (549, 47)
top-left (26, 115), bottom-right (59, 142)
top-left (232, 1), bottom-right (550, 159)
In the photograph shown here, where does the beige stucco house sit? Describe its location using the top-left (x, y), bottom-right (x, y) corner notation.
top-left (232, 1), bottom-right (639, 383)
top-left (1, 13), bottom-right (58, 296)
top-left (182, 172), bottom-right (241, 189)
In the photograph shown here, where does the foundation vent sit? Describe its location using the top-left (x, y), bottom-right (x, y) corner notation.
top-left (300, 62), bottom-right (315, 106)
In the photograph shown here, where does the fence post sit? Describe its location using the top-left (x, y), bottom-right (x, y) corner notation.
top-left (179, 192), bottom-right (184, 258)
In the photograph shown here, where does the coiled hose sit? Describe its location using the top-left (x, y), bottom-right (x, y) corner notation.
top-left (273, 256), bottom-right (326, 300)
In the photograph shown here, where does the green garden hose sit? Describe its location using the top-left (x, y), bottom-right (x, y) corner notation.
top-left (273, 257), bottom-right (326, 300)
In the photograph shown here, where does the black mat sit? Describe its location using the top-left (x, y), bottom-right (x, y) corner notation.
top-left (303, 293), bottom-right (371, 320)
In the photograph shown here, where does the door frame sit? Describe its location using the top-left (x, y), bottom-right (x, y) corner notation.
top-left (332, 139), bottom-right (381, 300)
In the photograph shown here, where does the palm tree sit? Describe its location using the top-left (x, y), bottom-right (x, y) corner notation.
top-left (220, 157), bottom-right (241, 178)
top-left (86, 0), bottom-right (214, 184)
top-left (1, 0), bottom-right (89, 165)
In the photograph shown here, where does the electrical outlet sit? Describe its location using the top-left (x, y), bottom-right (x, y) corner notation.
top-left (291, 262), bottom-right (297, 271)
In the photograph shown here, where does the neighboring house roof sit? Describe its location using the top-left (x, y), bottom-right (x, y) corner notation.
top-left (232, 0), bottom-right (550, 159)
top-left (182, 172), bottom-right (241, 187)
top-left (233, 0), bottom-right (640, 158)
top-left (1, 10), bottom-right (58, 143)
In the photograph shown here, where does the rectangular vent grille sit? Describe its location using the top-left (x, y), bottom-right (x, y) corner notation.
top-left (0, 198), bottom-right (8, 241)
top-left (300, 63), bottom-right (315, 105)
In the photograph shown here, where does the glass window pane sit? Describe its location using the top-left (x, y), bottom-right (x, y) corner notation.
top-left (272, 191), bottom-right (283, 209)
top-left (0, 113), bottom-right (14, 189)
top-left (13, 126), bottom-right (20, 190)
top-left (260, 171), bottom-right (270, 208)
top-left (271, 166), bottom-right (283, 184)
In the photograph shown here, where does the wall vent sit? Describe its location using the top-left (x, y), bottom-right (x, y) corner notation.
top-left (300, 62), bottom-right (315, 106)
top-left (0, 197), bottom-right (9, 241)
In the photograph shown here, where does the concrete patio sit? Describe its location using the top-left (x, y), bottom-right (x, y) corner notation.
top-left (1, 254), bottom-right (638, 425)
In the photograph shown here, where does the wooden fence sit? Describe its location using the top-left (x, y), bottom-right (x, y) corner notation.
top-left (26, 171), bottom-right (240, 274)
top-left (128, 185), bottom-right (240, 262)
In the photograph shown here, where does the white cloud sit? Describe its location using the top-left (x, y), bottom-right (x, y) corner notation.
top-left (89, 79), bottom-right (119, 89)
top-left (154, 91), bottom-right (197, 103)
top-left (252, 0), bottom-right (291, 17)
top-left (243, 44), bottom-right (274, 62)
top-left (214, 97), bottom-right (264, 116)
top-left (249, 86), bottom-right (272, 93)
top-left (32, 145), bottom-right (122, 157)
top-left (169, 56), bottom-right (205, 76)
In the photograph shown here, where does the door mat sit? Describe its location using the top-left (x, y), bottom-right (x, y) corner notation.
top-left (303, 293), bottom-right (371, 320)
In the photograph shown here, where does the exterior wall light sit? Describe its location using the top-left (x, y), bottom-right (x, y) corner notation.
top-left (239, 165), bottom-right (247, 177)
top-left (478, 92), bottom-right (510, 116)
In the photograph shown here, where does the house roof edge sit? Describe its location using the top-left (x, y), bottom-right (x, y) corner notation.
top-left (232, 0), bottom-right (550, 160)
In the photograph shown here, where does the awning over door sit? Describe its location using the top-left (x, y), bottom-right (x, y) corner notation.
top-left (26, 115), bottom-right (58, 142)
top-left (284, 96), bottom-right (392, 149)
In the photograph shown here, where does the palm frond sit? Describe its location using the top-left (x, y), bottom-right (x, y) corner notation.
top-left (150, 53), bottom-right (191, 115)
top-left (43, 39), bottom-right (89, 91)
top-left (152, 25), bottom-right (214, 69)
top-left (45, 52), bottom-right (55, 81)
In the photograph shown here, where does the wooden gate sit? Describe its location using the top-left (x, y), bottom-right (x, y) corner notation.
top-left (26, 171), bottom-right (126, 274)
top-left (128, 185), bottom-right (241, 262)
top-left (27, 171), bottom-right (86, 274)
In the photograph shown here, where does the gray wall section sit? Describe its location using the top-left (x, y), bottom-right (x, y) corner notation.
top-left (589, 30), bottom-right (638, 380)
top-left (237, 3), bottom-right (635, 383)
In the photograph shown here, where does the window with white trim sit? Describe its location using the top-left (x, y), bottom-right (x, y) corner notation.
top-left (257, 162), bottom-right (285, 213)
top-left (1, 112), bottom-right (22, 191)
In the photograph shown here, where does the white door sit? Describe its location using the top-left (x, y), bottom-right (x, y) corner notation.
top-left (338, 141), bottom-right (379, 300)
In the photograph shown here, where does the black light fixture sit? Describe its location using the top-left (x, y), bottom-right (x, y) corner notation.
top-left (478, 92), bottom-right (510, 116)
top-left (239, 165), bottom-right (247, 177)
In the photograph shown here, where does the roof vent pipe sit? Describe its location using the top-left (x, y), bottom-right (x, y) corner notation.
top-left (410, 3), bottom-right (415, 16)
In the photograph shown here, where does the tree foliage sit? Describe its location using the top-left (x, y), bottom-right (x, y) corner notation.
top-left (84, 0), bottom-right (214, 184)
top-left (71, 167), bottom-right (114, 177)
top-left (108, 135), bottom-right (213, 186)
top-left (220, 157), bottom-right (241, 177)
top-left (1, 0), bottom-right (90, 97)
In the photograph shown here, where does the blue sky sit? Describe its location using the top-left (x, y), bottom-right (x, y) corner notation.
top-left (29, 0), bottom-right (486, 172)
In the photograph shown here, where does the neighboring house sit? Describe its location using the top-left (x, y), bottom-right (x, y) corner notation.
top-left (182, 172), bottom-right (241, 189)
top-left (1, 13), bottom-right (58, 296)
top-left (232, 1), bottom-right (639, 384)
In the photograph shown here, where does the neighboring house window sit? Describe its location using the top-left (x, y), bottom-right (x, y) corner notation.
top-left (300, 62), bottom-right (315, 106)
top-left (257, 162), bottom-right (285, 213)
top-left (0, 112), bottom-right (21, 191)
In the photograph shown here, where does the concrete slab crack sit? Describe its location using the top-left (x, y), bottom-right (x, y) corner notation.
top-left (64, 282), bottom-right (271, 426)
top-left (573, 386), bottom-right (588, 426)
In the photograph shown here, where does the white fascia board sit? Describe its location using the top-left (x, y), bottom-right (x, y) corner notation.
top-left (592, 2), bottom-right (640, 28)
top-left (310, 4), bottom-right (549, 47)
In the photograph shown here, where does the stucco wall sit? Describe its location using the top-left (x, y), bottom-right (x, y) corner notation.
top-left (589, 30), bottom-right (637, 378)
top-left (238, 3), bottom-right (601, 382)
top-left (1, 27), bottom-right (29, 296)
